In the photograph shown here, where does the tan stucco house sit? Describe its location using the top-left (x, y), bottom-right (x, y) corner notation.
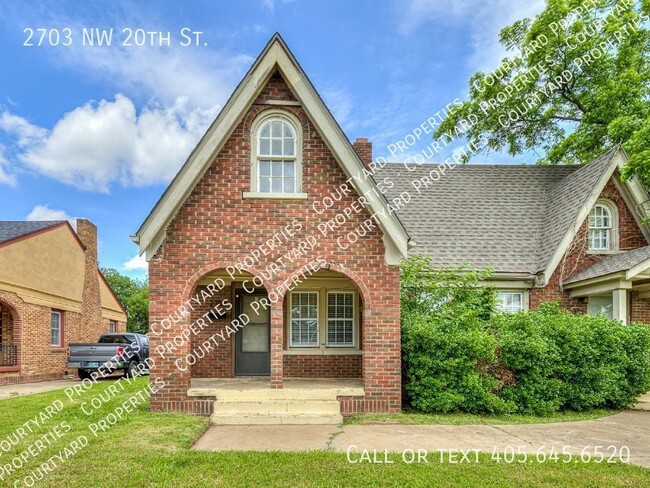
top-left (0, 219), bottom-right (127, 385)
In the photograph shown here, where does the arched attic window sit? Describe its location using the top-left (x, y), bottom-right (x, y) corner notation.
top-left (248, 111), bottom-right (304, 197)
top-left (588, 201), bottom-right (618, 252)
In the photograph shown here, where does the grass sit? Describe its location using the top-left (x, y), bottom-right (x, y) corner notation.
top-left (0, 377), bottom-right (646, 487)
top-left (346, 409), bottom-right (619, 425)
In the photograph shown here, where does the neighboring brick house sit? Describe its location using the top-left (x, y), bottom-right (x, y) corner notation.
top-left (0, 219), bottom-right (127, 385)
top-left (133, 34), bottom-right (650, 418)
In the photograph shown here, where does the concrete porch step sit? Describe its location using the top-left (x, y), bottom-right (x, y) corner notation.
top-left (210, 411), bottom-right (342, 425)
top-left (190, 387), bottom-right (362, 401)
top-left (210, 396), bottom-right (344, 425)
top-left (214, 399), bottom-right (341, 415)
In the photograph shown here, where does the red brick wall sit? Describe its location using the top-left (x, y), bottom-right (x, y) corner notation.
top-left (283, 354), bottom-right (362, 378)
top-left (148, 70), bottom-right (401, 414)
top-left (190, 285), bottom-right (233, 378)
top-left (630, 292), bottom-right (650, 323)
top-left (531, 180), bottom-right (648, 312)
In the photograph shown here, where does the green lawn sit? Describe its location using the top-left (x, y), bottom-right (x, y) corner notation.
top-left (0, 377), bottom-right (646, 487)
top-left (346, 409), bottom-right (619, 425)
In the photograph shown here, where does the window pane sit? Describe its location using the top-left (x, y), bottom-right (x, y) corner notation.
top-left (283, 178), bottom-right (295, 193)
top-left (271, 139), bottom-right (283, 156)
top-left (260, 123), bottom-right (270, 137)
top-left (283, 161), bottom-right (295, 177)
top-left (271, 178), bottom-right (282, 193)
top-left (271, 161), bottom-right (282, 176)
top-left (260, 138), bottom-right (270, 155)
top-left (283, 122), bottom-right (293, 137)
top-left (259, 161), bottom-right (270, 176)
top-left (259, 177), bottom-right (270, 193)
top-left (271, 120), bottom-right (282, 137)
top-left (284, 139), bottom-right (295, 156)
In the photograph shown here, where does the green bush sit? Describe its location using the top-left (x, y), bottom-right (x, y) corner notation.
top-left (400, 256), bottom-right (650, 415)
top-left (401, 256), bottom-right (512, 413)
top-left (493, 303), bottom-right (650, 414)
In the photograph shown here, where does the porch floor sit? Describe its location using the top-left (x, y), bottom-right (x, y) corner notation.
top-left (188, 377), bottom-right (364, 398)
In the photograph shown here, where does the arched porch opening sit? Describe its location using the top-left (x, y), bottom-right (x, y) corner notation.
top-left (185, 268), bottom-right (271, 380)
top-left (281, 268), bottom-right (366, 381)
top-left (0, 300), bottom-right (20, 370)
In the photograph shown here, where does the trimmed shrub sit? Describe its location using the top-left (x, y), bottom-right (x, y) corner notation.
top-left (400, 257), bottom-right (650, 415)
top-left (492, 303), bottom-right (650, 414)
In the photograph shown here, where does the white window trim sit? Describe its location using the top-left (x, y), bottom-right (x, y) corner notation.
top-left (326, 291), bottom-right (357, 348)
top-left (286, 288), bottom-right (360, 352)
top-left (51, 311), bottom-right (62, 347)
top-left (289, 291), bottom-right (319, 348)
top-left (109, 321), bottom-right (116, 333)
top-left (248, 110), bottom-right (304, 198)
top-left (587, 200), bottom-right (619, 253)
top-left (495, 290), bottom-right (528, 313)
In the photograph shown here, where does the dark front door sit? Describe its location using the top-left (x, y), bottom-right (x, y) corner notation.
top-left (235, 289), bottom-right (271, 376)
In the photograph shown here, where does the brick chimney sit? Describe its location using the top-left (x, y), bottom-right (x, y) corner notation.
top-left (76, 219), bottom-right (101, 340)
top-left (352, 137), bottom-right (372, 168)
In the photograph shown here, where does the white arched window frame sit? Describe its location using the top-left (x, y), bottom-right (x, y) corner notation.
top-left (588, 201), bottom-right (618, 252)
top-left (245, 111), bottom-right (306, 199)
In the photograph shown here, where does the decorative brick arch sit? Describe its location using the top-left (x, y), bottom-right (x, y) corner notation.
top-left (319, 262), bottom-right (373, 311)
top-left (181, 263), bottom-right (274, 305)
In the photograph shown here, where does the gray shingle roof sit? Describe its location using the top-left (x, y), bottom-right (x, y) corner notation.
top-left (0, 221), bottom-right (63, 244)
top-left (380, 148), bottom-right (620, 275)
top-left (563, 246), bottom-right (650, 285)
top-left (535, 147), bottom-right (619, 272)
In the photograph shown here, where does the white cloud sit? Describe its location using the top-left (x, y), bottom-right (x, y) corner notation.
top-left (0, 95), bottom-right (215, 192)
top-left (398, 0), bottom-right (545, 70)
top-left (123, 253), bottom-right (148, 271)
top-left (0, 5), bottom-right (254, 192)
top-left (26, 205), bottom-right (77, 228)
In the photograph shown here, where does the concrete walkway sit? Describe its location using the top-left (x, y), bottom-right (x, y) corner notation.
top-left (192, 411), bottom-right (650, 468)
top-left (0, 378), bottom-right (81, 400)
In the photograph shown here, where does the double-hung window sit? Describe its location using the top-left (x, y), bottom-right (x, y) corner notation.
top-left (290, 292), bottom-right (318, 347)
top-left (257, 118), bottom-right (297, 194)
top-left (589, 203), bottom-right (614, 251)
top-left (51, 311), bottom-right (62, 347)
top-left (496, 292), bottom-right (523, 313)
top-left (327, 292), bottom-right (355, 347)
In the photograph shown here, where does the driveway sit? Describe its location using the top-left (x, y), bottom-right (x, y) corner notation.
top-left (193, 411), bottom-right (650, 468)
top-left (0, 378), bottom-right (81, 399)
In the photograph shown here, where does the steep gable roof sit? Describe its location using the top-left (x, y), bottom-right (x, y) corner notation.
top-left (132, 33), bottom-right (409, 264)
top-left (382, 146), bottom-right (650, 279)
top-left (537, 146), bottom-right (650, 283)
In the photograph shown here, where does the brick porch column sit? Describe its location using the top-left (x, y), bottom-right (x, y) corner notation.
top-left (361, 272), bottom-right (402, 412)
top-left (270, 305), bottom-right (284, 388)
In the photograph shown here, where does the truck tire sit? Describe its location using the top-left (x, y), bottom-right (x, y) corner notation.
top-left (77, 369), bottom-right (91, 380)
top-left (124, 360), bottom-right (139, 378)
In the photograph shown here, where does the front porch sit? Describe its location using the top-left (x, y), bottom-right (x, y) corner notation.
top-left (187, 377), bottom-right (365, 425)
top-left (564, 245), bottom-right (650, 323)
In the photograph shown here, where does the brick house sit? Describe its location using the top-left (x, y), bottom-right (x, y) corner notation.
top-left (0, 219), bottom-right (127, 385)
top-left (133, 34), bottom-right (650, 421)
top-left (383, 146), bottom-right (650, 323)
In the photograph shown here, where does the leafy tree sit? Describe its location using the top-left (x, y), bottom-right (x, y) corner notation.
top-left (101, 268), bottom-right (149, 334)
top-left (436, 0), bottom-right (650, 185)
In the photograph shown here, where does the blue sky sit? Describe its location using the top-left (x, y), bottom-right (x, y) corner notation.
top-left (0, 0), bottom-right (545, 279)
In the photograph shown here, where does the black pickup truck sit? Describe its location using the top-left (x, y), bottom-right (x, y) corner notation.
top-left (67, 333), bottom-right (150, 380)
